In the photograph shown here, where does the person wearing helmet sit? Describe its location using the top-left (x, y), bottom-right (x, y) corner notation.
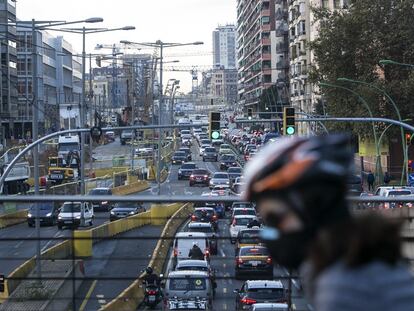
top-left (143, 266), bottom-right (161, 287)
top-left (244, 135), bottom-right (414, 311)
top-left (188, 242), bottom-right (204, 260)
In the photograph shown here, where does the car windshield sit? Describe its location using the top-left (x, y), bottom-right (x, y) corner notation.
top-left (30, 203), bottom-right (53, 211)
top-left (228, 168), bottom-right (242, 173)
top-left (169, 278), bottom-right (207, 291)
top-left (234, 218), bottom-right (253, 226)
top-left (201, 140), bottom-right (211, 144)
top-left (247, 288), bottom-right (285, 300)
top-left (176, 266), bottom-right (208, 272)
top-left (233, 203), bottom-right (252, 209)
top-left (181, 163), bottom-right (196, 169)
top-left (188, 226), bottom-right (214, 234)
top-left (179, 148), bottom-right (190, 153)
top-left (239, 233), bottom-right (261, 244)
top-left (194, 210), bottom-right (214, 218)
top-left (222, 155), bottom-right (236, 161)
top-left (234, 209), bottom-right (256, 216)
top-left (61, 203), bottom-right (81, 213)
top-left (59, 144), bottom-right (78, 152)
top-left (221, 145), bottom-right (230, 149)
top-left (174, 152), bottom-right (186, 156)
top-left (388, 191), bottom-right (412, 196)
top-left (240, 247), bottom-right (269, 256)
top-left (214, 173), bottom-right (228, 179)
top-left (89, 189), bottom-right (110, 195)
top-left (193, 169), bottom-right (209, 175)
top-left (114, 202), bottom-right (139, 209)
top-left (205, 148), bottom-right (216, 152)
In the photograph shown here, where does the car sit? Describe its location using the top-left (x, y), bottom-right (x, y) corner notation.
top-left (88, 187), bottom-right (113, 211)
top-left (189, 169), bottom-right (211, 187)
top-left (244, 144), bottom-right (257, 155)
top-left (209, 172), bottom-right (231, 189)
top-left (234, 280), bottom-right (286, 310)
top-left (109, 202), bottom-right (145, 221)
top-left (374, 186), bottom-right (414, 208)
top-left (173, 232), bottom-right (210, 263)
top-left (57, 202), bottom-right (94, 229)
top-left (203, 147), bottom-right (218, 162)
top-left (232, 202), bottom-right (255, 210)
top-left (199, 144), bottom-right (211, 156)
top-left (195, 192), bottom-right (219, 209)
top-left (178, 162), bottom-right (197, 180)
top-left (220, 154), bottom-right (238, 170)
top-left (212, 136), bottom-right (224, 146)
top-left (228, 167), bottom-right (243, 183)
top-left (163, 270), bottom-right (213, 311)
top-left (230, 215), bottom-right (258, 243)
top-left (191, 207), bottom-right (218, 231)
top-left (245, 151), bottom-right (257, 162)
top-left (187, 222), bottom-right (218, 254)
top-left (181, 133), bottom-right (192, 145)
top-left (347, 174), bottom-right (363, 195)
top-left (179, 147), bottom-right (192, 161)
top-left (27, 202), bottom-right (60, 227)
top-left (197, 133), bottom-right (208, 144)
top-left (200, 139), bottom-right (212, 146)
top-left (251, 303), bottom-right (289, 311)
top-left (172, 151), bottom-right (187, 165)
top-left (232, 177), bottom-right (245, 194)
top-left (180, 129), bottom-right (191, 137)
top-left (235, 246), bottom-right (273, 279)
top-left (219, 144), bottom-right (232, 155)
top-left (120, 130), bottom-right (133, 145)
top-left (231, 207), bottom-right (257, 219)
top-left (235, 228), bottom-right (263, 254)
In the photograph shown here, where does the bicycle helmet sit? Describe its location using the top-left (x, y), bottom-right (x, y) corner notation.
top-left (244, 135), bottom-right (353, 228)
top-left (145, 267), bottom-right (153, 274)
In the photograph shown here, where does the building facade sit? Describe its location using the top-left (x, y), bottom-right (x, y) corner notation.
top-left (237, 0), bottom-right (277, 112)
top-left (0, 0), bottom-right (17, 139)
top-left (213, 24), bottom-right (237, 69)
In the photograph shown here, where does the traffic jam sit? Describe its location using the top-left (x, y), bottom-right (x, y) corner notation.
top-left (144, 117), bottom-right (292, 311)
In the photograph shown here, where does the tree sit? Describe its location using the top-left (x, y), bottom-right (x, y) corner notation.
top-left (309, 0), bottom-right (414, 135)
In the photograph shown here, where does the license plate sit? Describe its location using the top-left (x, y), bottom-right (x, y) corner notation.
top-left (64, 220), bottom-right (72, 224)
top-left (148, 295), bottom-right (156, 302)
top-left (250, 261), bottom-right (260, 266)
top-left (196, 178), bottom-right (202, 180)
top-left (51, 174), bottom-right (63, 179)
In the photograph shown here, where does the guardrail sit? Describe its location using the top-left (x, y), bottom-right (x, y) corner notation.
top-left (101, 203), bottom-right (193, 311)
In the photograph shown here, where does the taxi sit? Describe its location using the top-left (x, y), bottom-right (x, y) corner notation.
top-left (235, 228), bottom-right (263, 254)
top-left (235, 246), bottom-right (273, 280)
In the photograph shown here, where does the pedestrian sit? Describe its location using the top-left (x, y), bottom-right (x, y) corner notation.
top-left (367, 171), bottom-right (375, 191)
top-left (244, 135), bottom-right (414, 311)
top-left (384, 171), bottom-right (391, 185)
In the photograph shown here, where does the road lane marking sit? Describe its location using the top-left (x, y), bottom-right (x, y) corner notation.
top-left (41, 231), bottom-right (61, 252)
top-left (223, 303), bottom-right (227, 310)
top-left (223, 288), bottom-right (227, 294)
top-left (96, 294), bottom-right (106, 305)
top-left (14, 230), bottom-right (35, 249)
top-left (79, 280), bottom-right (97, 311)
top-left (220, 248), bottom-right (226, 257)
top-left (293, 303), bottom-right (296, 310)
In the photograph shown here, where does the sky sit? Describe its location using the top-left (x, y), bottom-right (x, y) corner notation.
top-left (16, 0), bottom-right (237, 92)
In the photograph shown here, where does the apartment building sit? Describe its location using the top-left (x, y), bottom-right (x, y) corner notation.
top-left (213, 24), bottom-right (237, 69)
top-left (237, 0), bottom-right (278, 112)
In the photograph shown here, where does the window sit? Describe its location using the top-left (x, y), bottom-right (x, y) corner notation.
top-left (322, 0), bottom-right (329, 8)
top-left (261, 16), bottom-right (270, 25)
top-left (334, 0), bottom-right (341, 9)
top-left (9, 61), bottom-right (16, 69)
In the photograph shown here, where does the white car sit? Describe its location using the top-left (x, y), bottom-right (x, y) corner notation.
top-left (199, 144), bottom-right (211, 156)
top-left (57, 202), bottom-right (94, 229)
top-left (229, 215), bottom-right (257, 243)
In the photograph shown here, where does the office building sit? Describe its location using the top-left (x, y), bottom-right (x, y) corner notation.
top-left (213, 24), bottom-right (237, 69)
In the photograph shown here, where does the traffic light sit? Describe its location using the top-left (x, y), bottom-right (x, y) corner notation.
top-left (209, 112), bottom-right (221, 140)
top-left (406, 133), bottom-right (412, 146)
top-left (248, 108), bottom-right (253, 119)
top-left (283, 107), bottom-right (296, 135)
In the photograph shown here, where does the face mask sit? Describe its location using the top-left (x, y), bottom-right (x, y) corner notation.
top-left (260, 227), bottom-right (312, 270)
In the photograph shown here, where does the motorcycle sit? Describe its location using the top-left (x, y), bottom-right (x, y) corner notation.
top-left (143, 281), bottom-right (162, 309)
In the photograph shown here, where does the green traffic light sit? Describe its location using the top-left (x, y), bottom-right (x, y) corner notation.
top-left (286, 127), bottom-right (295, 135)
top-left (211, 131), bottom-right (220, 139)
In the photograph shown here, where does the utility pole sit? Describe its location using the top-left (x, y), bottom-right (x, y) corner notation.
top-left (157, 42), bottom-right (163, 195)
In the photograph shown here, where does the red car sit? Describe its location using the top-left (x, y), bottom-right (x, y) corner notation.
top-left (189, 169), bottom-right (211, 187)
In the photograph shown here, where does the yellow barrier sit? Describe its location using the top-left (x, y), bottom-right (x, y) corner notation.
top-left (0, 209), bottom-right (28, 229)
top-left (151, 203), bottom-right (182, 226)
top-left (112, 181), bottom-right (150, 196)
top-left (74, 231), bottom-right (92, 257)
top-left (100, 203), bottom-right (193, 311)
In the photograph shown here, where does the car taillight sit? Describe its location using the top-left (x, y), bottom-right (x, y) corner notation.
top-left (147, 290), bottom-right (157, 295)
top-left (266, 257), bottom-right (272, 264)
top-left (173, 248), bottom-right (178, 257)
top-left (212, 215), bottom-right (217, 221)
top-left (236, 257), bottom-right (243, 265)
top-left (205, 249), bottom-right (210, 257)
top-left (241, 297), bottom-right (256, 305)
top-left (191, 215), bottom-right (196, 221)
top-left (190, 175), bottom-right (195, 180)
top-left (204, 175), bottom-right (208, 178)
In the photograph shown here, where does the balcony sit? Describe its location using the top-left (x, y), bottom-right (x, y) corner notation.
top-left (261, 38), bottom-right (271, 45)
top-left (262, 53), bottom-right (271, 61)
top-left (261, 24), bottom-right (271, 32)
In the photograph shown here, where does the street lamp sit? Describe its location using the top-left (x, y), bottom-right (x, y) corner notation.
top-left (320, 82), bottom-right (382, 182)
top-left (121, 40), bottom-right (204, 195)
top-left (337, 77), bottom-right (407, 184)
top-left (54, 26), bottom-right (135, 196)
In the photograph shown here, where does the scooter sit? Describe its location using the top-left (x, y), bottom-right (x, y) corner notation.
top-left (143, 281), bottom-right (162, 309)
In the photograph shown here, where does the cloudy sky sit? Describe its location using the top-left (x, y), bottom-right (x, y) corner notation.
top-left (17, 0), bottom-right (237, 92)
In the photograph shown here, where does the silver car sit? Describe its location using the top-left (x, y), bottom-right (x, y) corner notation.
top-left (209, 172), bottom-right (230, 189)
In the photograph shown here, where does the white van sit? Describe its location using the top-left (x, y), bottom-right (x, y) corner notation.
top-left (57, 202), bottom-right (94, 229)
top-left (173, 232), bottom-right (210, 263)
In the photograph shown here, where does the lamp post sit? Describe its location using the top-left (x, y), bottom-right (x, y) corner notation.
top-left (121, 40), bottom-right (203, 195)
top-left (5, 16), bottom-right (104, 285)
top-left (320, 82), bottom-right (382, 182)
top-left (337, 77), bottom-right (407, 184)
top-left (55, 26), bottom-right (135, 198)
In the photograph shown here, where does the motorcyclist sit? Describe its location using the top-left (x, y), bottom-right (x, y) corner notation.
top-left (143, 266), bottom-right (161, 288)
top-left (243, 135), bottom-right (414, 311)
top-left (188, 242), bottom-right (204, 260)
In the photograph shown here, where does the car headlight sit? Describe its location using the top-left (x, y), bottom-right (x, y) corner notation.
top-left (129, 211), bottom-right (135, 215)
top-left (226, 181), bottom-right (230, 184)
top-left (45, 212), bottom-right (52, 217)
top-left (178, 170), bottom-right (182, 174)
top-left (27, 213), bottom-right (33, 218)
top-left (75, 216), bottom-right (81, 219)
top-left (58, 216), bottom-right (62, 219)
top-left (102, 201), bottom-right (108, 205)
top-left (110, 211), bottom-right (115, 215)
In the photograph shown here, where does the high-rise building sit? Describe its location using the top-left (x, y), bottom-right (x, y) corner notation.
top-left (0, 0), bottom-right (18, 139)
top-left (213, 24), bottom-right (237, 69)
top-left (237, 0), bottom-right (278, 112)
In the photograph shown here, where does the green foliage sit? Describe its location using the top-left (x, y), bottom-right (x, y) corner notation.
top-left (309, 0), bottom-right (414, 135)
